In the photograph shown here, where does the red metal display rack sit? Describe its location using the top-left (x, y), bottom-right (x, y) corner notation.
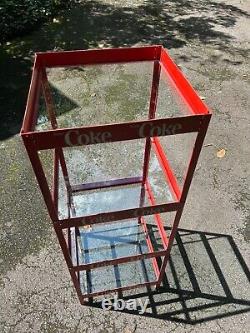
top-left (21, 45), bottom-right (211, 304)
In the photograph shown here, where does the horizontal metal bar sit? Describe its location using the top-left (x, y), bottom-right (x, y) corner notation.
top-left (151, 137), bottom-right (181, 201)
top-left (36, 45), bottom-right (162, 68)
top-left (160, 48), bottom-right (210, 115)
top-left (72, 249), bottom-right (166, 271)
top-left (59, 202), bottom-right (181, 229)
top-left (21, 115), bottom-right (206, 149)
top-left (71, 176), bottom-right (142, 193)
top-left (81, 280), bottom-right (157, 300)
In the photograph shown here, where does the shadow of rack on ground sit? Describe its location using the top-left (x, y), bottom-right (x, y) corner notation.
top-left (86, 226), bottom-right (250, 324)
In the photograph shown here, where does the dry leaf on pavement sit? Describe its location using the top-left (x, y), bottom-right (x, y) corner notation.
top-left (216, 148), bottom-right (226, 158)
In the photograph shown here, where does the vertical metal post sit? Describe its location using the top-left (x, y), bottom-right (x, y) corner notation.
top-left (38, 68), bottom-right (83, 302)
top-left (142, 60), bottom-right (161, 183)
top-left (139, 60), bottom-right (162, 286)
top-left (41, 68), bottom-right (72, 197)
top-left (22, 138), bottom-right (84, 303)
top-left (140, 60), bottom-right (161, 212)
top-left (156, 116), bottom-right (211, 287)
top-left (41, 67), bottom-right (76, 264)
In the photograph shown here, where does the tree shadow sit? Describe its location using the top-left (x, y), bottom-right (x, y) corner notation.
top-left (37, 83), bottom-right (79, 126)
top-left (87, 226), bottom-right (250, 324)
top-left (0, 0), bottom-right (249, 140)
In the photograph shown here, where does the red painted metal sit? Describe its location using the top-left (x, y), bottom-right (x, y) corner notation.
top-left (140, 216), bottom-right (160, 278)
top-left (59, 202), bottom-right (181, 228)
top-left (160, 48), bottom-right (210, 115)
top-left (72, 249), bottom-right (167, 271)
top-left (71, 176), bottom-right (142, 193)
top-left (156, 116), bottom-right (211, 287)
top-left (22, 61), bottom-right (41, 133)
top-left (145, 180), bottom-right (169, 249)
top-left (23, 115), bottom-right (204, 150)
top-left (151, 137), bottom-right (181, 201)
top-left (20, 45), bottom-right (211, 304)
top-left (35, 45), bottom-right (161, 68)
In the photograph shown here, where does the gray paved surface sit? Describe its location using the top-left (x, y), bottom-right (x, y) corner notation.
top-left (0, 0), bottom-right (250, 332)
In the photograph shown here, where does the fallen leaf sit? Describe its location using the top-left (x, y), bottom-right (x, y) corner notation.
top-left (83, 225), bottom-right (92, 232)
top-left (216, 148), bottom-right (226, 158)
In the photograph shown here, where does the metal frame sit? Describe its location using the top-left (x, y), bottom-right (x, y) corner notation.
top-left (20, 45), bottom-right (211, 304)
